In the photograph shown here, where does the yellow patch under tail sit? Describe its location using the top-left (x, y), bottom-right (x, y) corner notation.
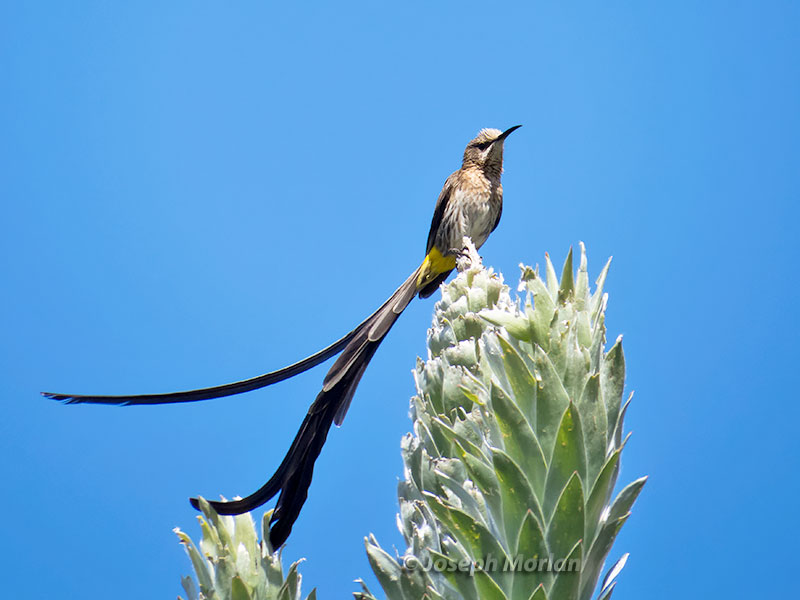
top-left (417, 247), bottom-right (457, 289)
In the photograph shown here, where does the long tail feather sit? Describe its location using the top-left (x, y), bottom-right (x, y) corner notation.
top-left (195, 267), bottom-right (422, 547)
top-left (41, 324), bottom-right (362, 406)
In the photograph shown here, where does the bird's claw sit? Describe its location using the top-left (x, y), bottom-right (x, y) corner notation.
top-left (455, 237), bottom-right (482, 272)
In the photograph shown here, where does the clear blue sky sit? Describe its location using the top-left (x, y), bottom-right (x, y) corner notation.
top-left (2, 2), bottom-right (798, 598)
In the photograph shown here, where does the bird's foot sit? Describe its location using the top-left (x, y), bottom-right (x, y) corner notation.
top-left (455, 237), bottom-right (482, 272)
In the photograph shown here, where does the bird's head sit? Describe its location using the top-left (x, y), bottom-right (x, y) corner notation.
top-left (462, 125), bottom-right (522, 169)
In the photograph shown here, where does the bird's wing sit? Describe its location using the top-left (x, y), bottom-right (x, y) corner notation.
top-left (425, 172), bottom-right (456, 254)
top-left (491, 199), bottom-right (502, 234)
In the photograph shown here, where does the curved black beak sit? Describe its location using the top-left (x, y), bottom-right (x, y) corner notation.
top-left (498, 124), bottom-right (522, 141)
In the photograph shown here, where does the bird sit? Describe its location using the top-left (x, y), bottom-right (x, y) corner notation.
top-left (43, 125), bottom-right (521, 547)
